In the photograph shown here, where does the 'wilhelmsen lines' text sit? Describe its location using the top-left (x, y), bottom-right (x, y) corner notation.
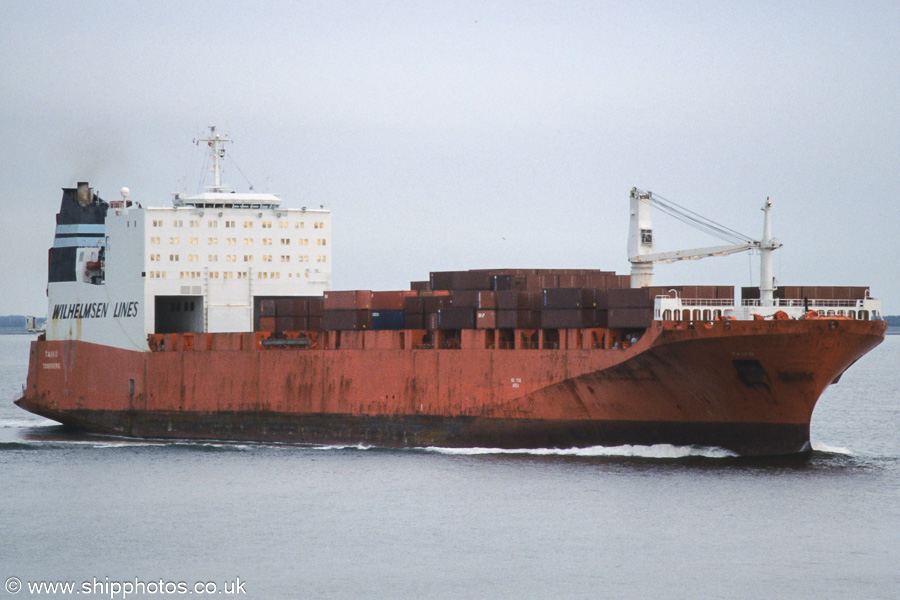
top-left (52, 302), bottom-right (139, 319)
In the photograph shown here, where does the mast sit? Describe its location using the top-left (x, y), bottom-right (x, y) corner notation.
top-left (759, 198), bottom-right (778, 307)
top-left (198, 126), bottom-right (232, 192)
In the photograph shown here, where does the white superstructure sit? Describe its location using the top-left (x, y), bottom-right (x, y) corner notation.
top-left (46, 128), bottom-right (332, 351)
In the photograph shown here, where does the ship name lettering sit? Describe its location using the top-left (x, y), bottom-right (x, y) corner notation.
top-left (113, 301), bottom-right (140, 318)
top-left (42, 362), bottom-right (61, 370)
top-left (731, 351), bottom-right (755, 357)
top-left (51, 301), bottom-right (139, 320)
top-left (52, 302), bottom-right (109, 320)
top-left (44, 350), bottom-right (58, 358)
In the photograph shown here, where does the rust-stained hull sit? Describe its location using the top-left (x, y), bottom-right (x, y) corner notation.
top-left (17, 318), bottom-right (886, 456)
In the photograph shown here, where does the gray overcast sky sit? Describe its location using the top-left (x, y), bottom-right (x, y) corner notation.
top-left (2, 1), bottom-right (898, 315)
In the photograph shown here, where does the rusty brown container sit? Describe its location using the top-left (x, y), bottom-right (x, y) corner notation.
top-left (322, 309), bottom-right (372, 330)
top-left (453, 271), bottom-right (494, 290)
top-left (451, 290), bottom-right (497, 309)
top-left (307, 316), bottom-right (323, 330)
top-left (497, 309), bottom-right (540, 329)
top-left (608, 287), bottom-right (653, 308)
top-left (742, 287), bottom-right (761, 300)
top-left (404, 296), bottom-right (425, 314)
top-left (437, 307), bottom-right (476, 330)
top-left (423, 295), bottom-right (451, 313)
top-left (717, 286), bottom-right (735, 300)
top-left (476, 310), bottom-right (497, 329)
top-left (526, 274), bottom-right (559, 291)
top-left (308, 298), bottom-right (324, 317)
top-left (258, 317), bottom-right (276, 332)
top-left (541, 309), bottom-right (600, 329)
top-left (410, 281), bottom-right (430, 292)
top-left (429, 271), bottom-right (455, 291)
top-left (324, 290), bottom-right (373, 310)
top-left (371, 291), bottom-right (408, 311)
top-left (404, 312), bottom-right (426, 329)
top-left (497, 290), bottom-right (541, 310)
top-left (608, 307), bottom-right (654, 328)
top-left (543, 288), bottom-right (599, 309)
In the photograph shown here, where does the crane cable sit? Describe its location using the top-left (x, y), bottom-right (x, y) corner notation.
top-left (641, 192), bottom-right (755, 245)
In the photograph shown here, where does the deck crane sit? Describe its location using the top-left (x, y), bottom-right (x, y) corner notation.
top-left (628, 188), bottom-right (782, 307)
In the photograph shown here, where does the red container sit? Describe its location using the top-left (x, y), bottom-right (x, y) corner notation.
top-left (476, 310), bottom-right (497, 329)
top-left (258, 317), bottom-right (276, 332)
top-left (323, 290), bottom-right (373, 310)
top-left (717, 286), bottom-right (735, 300)
top-left (371, 291), bottom-right (408, 311)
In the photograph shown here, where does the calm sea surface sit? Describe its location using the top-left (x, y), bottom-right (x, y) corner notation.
top-left (1, 334), bottom-right (898, 599)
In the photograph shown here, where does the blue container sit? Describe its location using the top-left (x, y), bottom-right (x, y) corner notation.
top-left (371, 310), bottom-right (406, 330)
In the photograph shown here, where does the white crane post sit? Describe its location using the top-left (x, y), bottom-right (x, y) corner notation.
top-left (628, 188), bottom-right (655, 287)
top-left (759, 198), bottom-right (777, 307)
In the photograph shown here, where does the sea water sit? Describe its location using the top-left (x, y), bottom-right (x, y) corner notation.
top-left (1, 334), bottom-right (898, 599)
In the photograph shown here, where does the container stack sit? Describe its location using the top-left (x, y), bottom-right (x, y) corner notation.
top-left (254, 269), bottom-right (739, 335)
top-left (254, 296), bottom-right (323, 333)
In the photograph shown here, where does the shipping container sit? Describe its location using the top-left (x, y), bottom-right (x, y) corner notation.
top-left (371, 291), bottom-right (411, 311)
top-left (404, 296), bottom-right (425, 314)
top-left (322, 309), bottom-right (372, 330)
top-left (608, 287), bottom-right (653, 308)
top-left (371, 310), bottom-right (406, 330)
top-left (308, 298), bottom-right (324, 317)
top-left (437, 307), bottom-right (476, 330)
top-left (542, 287), bottom-right (599, 309)
top-left (323, 290), bottom-right (373, 311)
top-left (258, 317), bottom-right (276, 332)
top-left (541, 309), bottom-right (600, 329)
top-left (497, 309), bottom-right (541, 329)
top-left (423, 295), bottom-right (451, 313)
top-left (497, 290), bottom-right (541, 310)
top-left (451, 290), bottom-right (497, 309)
top-left (608, 307), bottom-right (654, 328)
top-left (404, 312), bottom-right (426, 330)
top-left (429, 271), bottom-right (455, 291)
top-left (452, 271), bottom-right (494, 290)
top-left (410, 281), bottom-right (430, 292)
top-left (476, 310), bottom-right (498, 329)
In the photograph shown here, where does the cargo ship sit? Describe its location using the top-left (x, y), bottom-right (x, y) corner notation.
top-left (17, 128), bottom-right (886, 455)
